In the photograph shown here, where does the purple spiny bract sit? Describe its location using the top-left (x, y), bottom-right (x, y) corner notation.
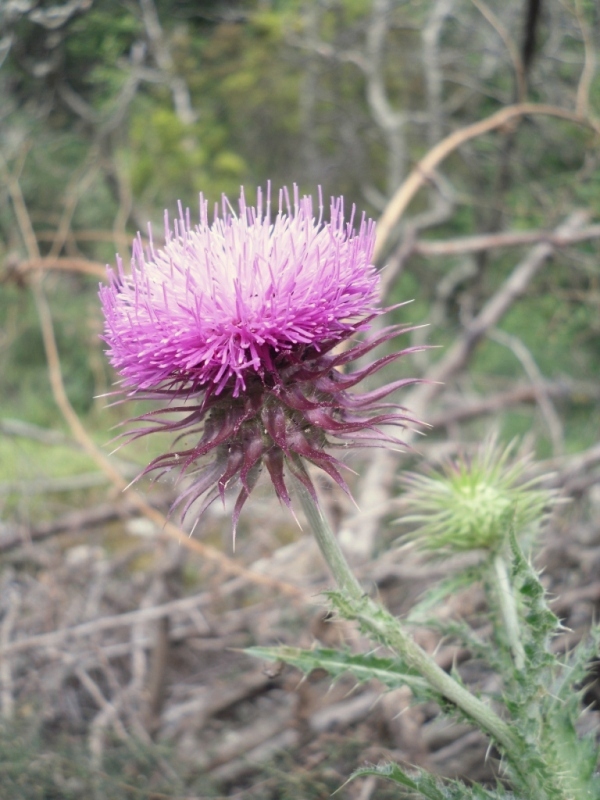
top-left (100, 186), bottom-right (421, 534)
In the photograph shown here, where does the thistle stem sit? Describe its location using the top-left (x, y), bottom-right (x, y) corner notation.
top-left (493, 552), bottom-right (526, 671)
top-left (295, 480), bottom-right (364, 601)
top-left (294, 479), bottom-right (530, 780)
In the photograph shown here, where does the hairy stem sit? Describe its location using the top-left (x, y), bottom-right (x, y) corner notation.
top-left (295, 479), bottom-right (364, 601)
top-left (493, 552), bottom-right (526, 671)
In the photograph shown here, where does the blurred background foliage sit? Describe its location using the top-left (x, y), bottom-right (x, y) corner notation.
top-left (0, 0), bottom-right (598, 482)
top-left (0, 0), bottom-right (598, 480)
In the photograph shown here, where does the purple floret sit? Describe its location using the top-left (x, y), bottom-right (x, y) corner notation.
top-left (101, 186), bottom-right (379, 397)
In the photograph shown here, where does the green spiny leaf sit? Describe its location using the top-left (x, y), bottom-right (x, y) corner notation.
top-left (511, 528), bottom-right (558, 645)
top-left (343, 762), bottom-right (446, 799)
top-left (534, 627), bottom-right (600, 799)
top-left (246, 645), bottom-right (430, 694)
top-left (412, 615), bottom-right (505, 674)
top-left (343, 762), bottom-right (513, 799)
top-left (407, 565), bottom-right (487, 622)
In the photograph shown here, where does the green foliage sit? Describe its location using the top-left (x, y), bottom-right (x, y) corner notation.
top-left (66, 5), bottom-right (142, 107)
top-left (540, 632), bottom-right (600, 800)
top-left (405, 531), bottom-right (600, 800)
top-left (0, 284), bottom-right (100, 423)
top-left (507, 528), bottom-right (560, 666)
top-left (129, 103), bottom-right (208, 208)
top-left (129, 106), bottom-right (246, 210)
top-left (407, 566), bottom-right (487, 622)
top-left (247, 644), bottom-right (430, 694)
top-left (196, 9), bottom-right (303, 191)
top-left (344, 763), bottom-right (512, 799)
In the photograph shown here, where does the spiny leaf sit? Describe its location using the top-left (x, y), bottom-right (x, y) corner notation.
top-left (342, 762), bottom-right (513, 799)
top-left (406, 565), bottom-right (487, 622)
top-left (533, 627), bottom-right (600, 799)
top-left (413, 615), bottom-right (504, 673)
top-left (343, 763), bottom-right (446, 799)
top-left (499, 527), bottom-right (562, 712)
top-left (246, 645), bottom-right (430, 693)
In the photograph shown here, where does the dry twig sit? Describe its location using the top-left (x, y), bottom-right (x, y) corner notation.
top-left (374, 103), bottom-right (599, 262)
top-left (413, 224), bottom-right (600, 255)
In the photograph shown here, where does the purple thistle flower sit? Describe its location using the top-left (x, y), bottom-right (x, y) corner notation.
top-left (100, 186), bottom-right (422, 535)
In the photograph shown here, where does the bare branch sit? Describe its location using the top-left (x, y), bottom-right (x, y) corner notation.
top-left (0, 472), bottom-right (116, 496)
top-left (26, 0), bottom-right (92, 30)
top-left (365, 0), bottom-right (408, 193)
top-left (9, 257), bottom-right (108, 279)
top-left (0, 587), bottom-right (20, 719)
top-left (34, 228), bottom-right (149, 248)
top-left (427, 380), bottom-right (600, 428)
top-left (413, 224), bottom-right (600, 255)
top-left (419, 211), bottom-right (588, 391)
top-left (0, 418), bottom-right (75, 447)
top-left (76, 666), bottom-right (130, 767)
top-left (379, 172), bottom-right (458, 301)
top-left (375, 103), bottom-right (600, 262)
top-left (0, 501), bottom-right (137, 552)
top-left (0, 585), bottom-right (238, 659)
top-left (58, 82), bottom-right (99, 124)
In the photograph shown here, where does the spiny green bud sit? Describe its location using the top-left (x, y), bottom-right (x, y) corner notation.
top-left (398, 438), bottom-right (555, 553)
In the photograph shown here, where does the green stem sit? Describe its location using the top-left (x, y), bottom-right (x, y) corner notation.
top-left (493, 552), bottom-right (526, 671)
top-left (296, 478), bottom-right (364, 601)
top-left (294, 479), bottom-right (530, 782)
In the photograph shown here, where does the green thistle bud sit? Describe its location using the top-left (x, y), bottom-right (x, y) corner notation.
top-left (398, 438), bottom-right (555, 553)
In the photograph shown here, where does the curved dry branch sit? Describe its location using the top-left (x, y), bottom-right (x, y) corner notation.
top-left (374, 102), bottom-right (599, 264)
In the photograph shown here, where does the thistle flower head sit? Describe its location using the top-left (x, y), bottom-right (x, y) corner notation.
top-left (399, 438), bottom-right (554, 553)
top-left (100, 186), bottom-right (422, 533)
